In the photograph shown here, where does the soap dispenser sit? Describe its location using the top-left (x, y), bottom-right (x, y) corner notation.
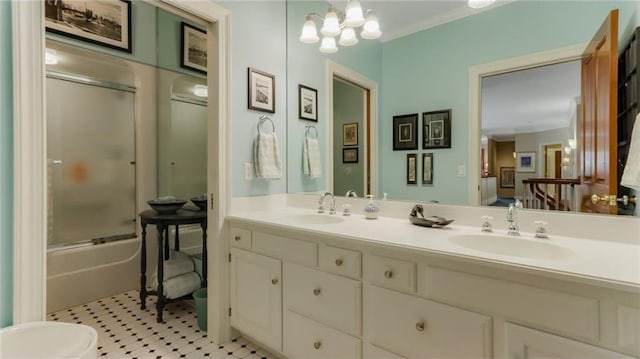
top-left (364, 195), bottom-right (379, 220)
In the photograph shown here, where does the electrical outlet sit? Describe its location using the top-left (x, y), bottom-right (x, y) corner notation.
top-left (457, 165), bottom-right (466, 177)
top-left (244, 163), bottom-right (253, 180)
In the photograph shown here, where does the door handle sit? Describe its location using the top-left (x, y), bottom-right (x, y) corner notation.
top-left (591, 194), bottom-right (635, 206)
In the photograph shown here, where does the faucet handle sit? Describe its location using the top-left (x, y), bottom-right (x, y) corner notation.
top-left (481, 216), bottom-right (493, 233)
top-left (342, 204), bottom-right (351, 216)
top-left (534, 220), bottom-right (548, 239)
top-left (317, 204), bottom-right (325, 214)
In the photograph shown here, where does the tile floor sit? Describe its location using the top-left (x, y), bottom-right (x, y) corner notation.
top-left (47, 290), bottom-right (276, 359)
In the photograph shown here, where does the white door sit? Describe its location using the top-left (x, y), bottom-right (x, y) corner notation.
top-left (506, 323), bottom-right (633, 359)
top-left (230, 248), bottom-right (282, 351)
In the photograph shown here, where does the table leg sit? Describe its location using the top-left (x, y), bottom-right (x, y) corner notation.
top-left (140, 223), bottom-right (147, 310)
top-left (201, 220), bottom-right (208, 287)
top-left (174, 225), bottom-right (180, 251)
top-left (164, 226), bottom-right (170, 260)
top-left (156, 224), bottom-right (166, 323)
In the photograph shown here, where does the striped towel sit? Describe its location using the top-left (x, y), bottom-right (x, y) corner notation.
top-left (303, 137), bottom-right (322, 178)
top-left (254, 132), bottom-right (282, 179)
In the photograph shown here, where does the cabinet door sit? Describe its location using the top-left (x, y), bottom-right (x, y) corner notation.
top-left (366, 285), bottom-right (492, 359)
top-left (230, 248), bottom-right (282, 351)
top-left (506, 323), bottom-right (634, 359)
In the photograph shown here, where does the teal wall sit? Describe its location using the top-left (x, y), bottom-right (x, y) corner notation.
top-left (333, 80), bottom-right (365, 196)
top-left (1, 0), bottom-right (13, 328)
top-left (286, 0), bottom-right (382, 194)
top-left (380, 1), bottom-right (640, 204)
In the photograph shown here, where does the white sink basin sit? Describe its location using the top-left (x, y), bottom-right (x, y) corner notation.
top-left (448, 234), bottom-right (574, 260)
top-left (288, 213), bottom-right (345, 225)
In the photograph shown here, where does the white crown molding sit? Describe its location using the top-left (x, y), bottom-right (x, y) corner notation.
top-left (381, 0), bottom-right (515, 43)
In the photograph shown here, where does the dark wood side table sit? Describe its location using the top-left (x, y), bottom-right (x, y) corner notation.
top-left (139, 209), bottom-right (207, 323)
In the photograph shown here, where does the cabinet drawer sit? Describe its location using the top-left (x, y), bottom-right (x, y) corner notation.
top-left (363, 343), bottom-right (406, 359)
top-left (229, 227), bottom-right (251, 250)
top-left (366, 285), bottom-right (492, 359)
top-left (367, 254), bottom-right (416, 293)
top-left (319, 245), bottom-right (361, 279)
top-left (253, 232), bottom-right (317, 267)
top-left (284, 310), bottom-right (361, 359)
top-left (284, 262), bottom-right (361, 336)
top-left (617, 304), bottom-right (640, 353)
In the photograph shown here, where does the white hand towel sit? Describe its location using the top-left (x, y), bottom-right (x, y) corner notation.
top-left (254, 132), bottom-right (282, 179)
top-left (621, 113), bottom-right (640, 190)
top-left (303, 137), bottom-right (322, 178)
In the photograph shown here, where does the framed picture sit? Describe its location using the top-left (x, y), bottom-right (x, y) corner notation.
top-left (393, 114), bottom-right (419, 151)
top-left (516, 152), bottom-right (536, 172)
top-left (343, 123), bottom-right (358, 146)
top-left (423, 109), bottom-right (452, 149)
top-left (500, 167), bottom-right (515, 188)
top-left (407, 154), bottom-right (418, 184)
top-left (248, 67), bottom-right (275, 113)
top-left (44, 0), bottom-right (132, 53)
top-left (422, 153), bottom-right (434, 185)
top-left (180, 22), bottom-right (207, 74)
top-left (298, 85), bottom-right (317, 121)
top-left (343, 148), bottom-right (359, 163)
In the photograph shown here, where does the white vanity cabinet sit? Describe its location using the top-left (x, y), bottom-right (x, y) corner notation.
top-left (229, 248), bottom-right (282, 352)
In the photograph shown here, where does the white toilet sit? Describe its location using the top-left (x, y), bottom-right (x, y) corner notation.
top-left (0, 321), bottom-right (97, 359)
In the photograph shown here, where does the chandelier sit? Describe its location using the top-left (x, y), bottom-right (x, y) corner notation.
top-left (299, 0), bottom-right (382, 54)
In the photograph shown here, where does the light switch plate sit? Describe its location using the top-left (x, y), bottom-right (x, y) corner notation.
top-left (457, 165), bottom-right (466, 177)
top-left (244, 163), bottom-right (253, 180)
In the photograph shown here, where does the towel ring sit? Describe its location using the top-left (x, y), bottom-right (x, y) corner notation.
top-left (258, 115), bottom-right (275, 134)
top-left (305, 125), bottom-right (318, 139)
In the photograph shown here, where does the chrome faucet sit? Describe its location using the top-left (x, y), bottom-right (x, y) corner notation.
top-left (318, 192), bottom-right (336, 215)
top-left (506, 199), bottom-right (523, 236)
top-left (345, 190), bottom-right (358, 198)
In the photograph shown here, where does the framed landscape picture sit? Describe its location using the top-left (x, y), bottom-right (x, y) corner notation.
top-left (343, 148), bottom-right (359, 163)
top-left (343, 123), bottom-right (358, 146)
top-left (44, 0), bottom-right (132, 53)
top-left (423, 109), bottom-right (452, 149)
top-left (298, 85), bottom-right (318, 121)
top-left (248, 67), bottom-right (275, 113)
top-left (181, 22), bottom-right (207, 74)
top-left (393, 113), bottom-right (418, 151)
top-left (516, 152), bottom-right (536, 172)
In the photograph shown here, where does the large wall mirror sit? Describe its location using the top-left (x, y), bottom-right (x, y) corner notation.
top-left (285, 0), bottom-right (639, 216)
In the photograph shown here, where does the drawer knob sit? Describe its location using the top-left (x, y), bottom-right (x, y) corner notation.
top-left (313, 288), bottom-right (322, 296)
top-left (384, 270), bottom-right (393, 279)
top-left (271, 278), bottom-right (278, 285)
top-left (416, 321), bottom-right (425, 332)
top-left (313, 341), bottom-right (322, 350)
top-left (234, 235), bottom-right (241, 241)
top-left (335, 258), bottom-right (343, 266)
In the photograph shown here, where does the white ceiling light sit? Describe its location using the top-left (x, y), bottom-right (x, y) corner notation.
top-left (468, 0), bottom-right (495, 9)
top-left (301, 0), bottom-right (381, 54)
top-left (193, 84), bottom-right (208, 97)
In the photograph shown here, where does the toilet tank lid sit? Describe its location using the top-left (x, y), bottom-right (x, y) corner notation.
top-left (0, 322), bottom-right (97, 358)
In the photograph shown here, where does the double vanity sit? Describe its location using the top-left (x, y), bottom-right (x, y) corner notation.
top-left (226, 195), bottom-right (640, 359)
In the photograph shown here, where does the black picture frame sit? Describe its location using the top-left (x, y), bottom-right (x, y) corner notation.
top-left (298, 84), bottom-right (318, 121)
top-left (180, 22), bottom-right (207, 74)
top-left (343, 148), bottom-right (359, 163)
top-left (248, 67), bottom-right (275, 113)
top-left (500, 167), bottom-right (515, 188)
top-left (44, 0), bottom-right (132, 53)
top-left (343, 123), bottom-right (358, 146)
top-left (422, 153), bottom-right (434, 185)
top-left (423, 109), bottom-right (452, 149)
top-left (407, 153), bottom-right (417, 184)
top-left (393, 113), bottom-right (419, 151)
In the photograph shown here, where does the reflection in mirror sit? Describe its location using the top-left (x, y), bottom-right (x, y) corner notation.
top-left (480, 61), bottom-right (581, 212)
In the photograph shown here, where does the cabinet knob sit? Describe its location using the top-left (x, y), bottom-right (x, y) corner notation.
top-left (234, 235), bottom-right (241, 241)
top-left (313, 288), bottom-right (322, 296)
top-left (384, 270), bottom-right (393, 279)
top-left (271, 278), bottom-right (278, 285)
top-left (313, 341), bottom-right (322, 350)
top-left (335, 258), bottom-right (343, 266)
top-left (416, 321), bottom-right (425, 332)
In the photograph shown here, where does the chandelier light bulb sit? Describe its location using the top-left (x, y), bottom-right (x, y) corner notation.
top-left (468, 0), bottom-right (495, 9)
top-left (344, 0), bottom-right (365, 28)
top-left (361, 10), bottom-right (381, 40)
top-left (320, 6), bottom-right (341, 37)
top-left (339, 27), bottom-right (359, 47)
top-left (299, 16), bottom-right (319, 43)
top-left (319, 37), bottom-right (338, 54)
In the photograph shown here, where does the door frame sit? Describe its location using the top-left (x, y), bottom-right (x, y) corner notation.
top-left (326, 60), bottom-right (379, 197)
top-left (467, 43), bottom-right (586, 205)
top-left (12, 0), bottom-right (233, 344)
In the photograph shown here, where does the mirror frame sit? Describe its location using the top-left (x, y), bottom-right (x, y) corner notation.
top-left (467, 43), bottom-right (586, 206)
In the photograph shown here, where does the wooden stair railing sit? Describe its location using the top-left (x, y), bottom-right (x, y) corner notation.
top-left (522, 178), bottom-right (581, 211)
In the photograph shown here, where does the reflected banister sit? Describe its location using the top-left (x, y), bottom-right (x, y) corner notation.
top-left (522, 178), bottom-right (580, 211)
